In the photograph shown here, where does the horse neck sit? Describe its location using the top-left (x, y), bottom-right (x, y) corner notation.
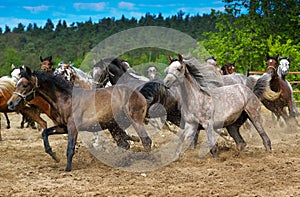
top-left (36, 77), bottom-right (69, 110)
top-left (269, 74), bottom-right (281, 92)
top-left (175, 74), bottom-right (209, 110)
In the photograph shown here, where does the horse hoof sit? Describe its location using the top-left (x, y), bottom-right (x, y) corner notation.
top-left (130, 135), bottom-right (140, 142)
top-left (52, 153), bottom-right (60, 163)
top-left (210, 146), bottom-right (218, 157)
top-left (117, 140), bottom-right (130, 150)
top-left (236, 142), bottom-right (247, 151)
top-left (6, 126), bottom-right (10, 129)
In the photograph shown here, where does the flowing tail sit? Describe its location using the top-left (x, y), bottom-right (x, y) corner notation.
top-left (253, 73), bottom-right (281, 100)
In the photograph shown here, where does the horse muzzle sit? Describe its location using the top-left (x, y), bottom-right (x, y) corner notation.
top-left (7, 97), bottom-right (22, 111)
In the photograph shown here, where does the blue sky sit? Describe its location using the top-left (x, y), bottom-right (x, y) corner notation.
top-left (0, 0), bottom-right (226, 30)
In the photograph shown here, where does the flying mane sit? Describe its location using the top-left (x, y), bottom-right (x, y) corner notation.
top-left (174, 55), bottom-right (224, 93)
top-left (20, 69), bottom-right (72, 98)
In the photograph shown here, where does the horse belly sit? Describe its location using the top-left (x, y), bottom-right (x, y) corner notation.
top-left (212, 87), bottom-right (245, 127)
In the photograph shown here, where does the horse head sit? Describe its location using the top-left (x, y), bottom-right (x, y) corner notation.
top-left (278, 57), bottom-right (290, 78)
top-left (164, 54), bottom-right (186, 88)
top-left (266, 54), bottom-right (279, 76)
top-left (221, 62), bottom-right (236, 75)
top-left (54, 62), bottom-right (77, 85)
top-left (205, 56), bottom-right (217, 66)
top-left (40, 56), bottom-right (54, 72)
top-left (7, 66), bottom-right (38, 110)
top-left (147, 66), bottom-right (158, 80)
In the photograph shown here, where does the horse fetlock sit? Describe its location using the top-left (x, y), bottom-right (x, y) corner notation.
top-left (141, 137), bottom-right (152, 151)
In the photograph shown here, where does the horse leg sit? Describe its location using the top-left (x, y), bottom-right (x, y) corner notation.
top-left (245, 102), bottom-right (272, 152)
top-left (131, 122), bottom-right (152, 151)
top-left (175, 122), bottom-right (198, 157)
top-left (42, 126), bottom-right (67, 163)
top-left (92, 132), bottom-right (99, 147)
top-left (108, 125), bottom-right (131, 150)
top-left (66, 120), bottom-right (78, 172)
top-left (226, 111), bottom-right (249, 150)
top-left (4, 113), bottom-right (10, 129)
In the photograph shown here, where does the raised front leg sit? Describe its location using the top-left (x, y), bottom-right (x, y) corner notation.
top-left (42, 126), bottom-right (67, 163)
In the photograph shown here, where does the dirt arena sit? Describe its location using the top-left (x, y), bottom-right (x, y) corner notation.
top-left (0, 108), bottom-right (299, 196)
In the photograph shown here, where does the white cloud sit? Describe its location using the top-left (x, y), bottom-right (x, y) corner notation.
top-left (73, 2), bottom-right (107, 11)
top-left (118, 1), bottom-right (135, 10)
top-left (23, 5), bottom-right (50, 14)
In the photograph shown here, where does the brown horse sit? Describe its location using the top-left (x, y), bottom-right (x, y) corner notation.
top-left (7, 67), bottom-right (152, 171)
top-left (221, 62), bottom-right (236, 75)
top-left (40, 56), bottom-right (54, 73)
top-left (254, 54), bottom-right (295, 121)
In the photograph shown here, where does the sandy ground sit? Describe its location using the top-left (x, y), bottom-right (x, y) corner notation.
top-left (0, 108), bottom-right (300, 196)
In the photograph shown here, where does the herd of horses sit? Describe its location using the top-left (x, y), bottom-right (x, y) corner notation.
top-left (0, 53), bottom-right (298, 171)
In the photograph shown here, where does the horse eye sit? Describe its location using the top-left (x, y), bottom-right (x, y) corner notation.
top-left (177, 68), bottom-right (181, 72)
top-left (23, 84), bottom-right (28, 88)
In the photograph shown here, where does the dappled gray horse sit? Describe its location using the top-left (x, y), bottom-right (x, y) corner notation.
top-left (164, 54), bottom-right (272, 157)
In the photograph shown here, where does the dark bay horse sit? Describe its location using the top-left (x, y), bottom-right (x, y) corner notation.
top-left (7, 67), bottom-right (151, 171)
top-left (164, 54), bottom-right (271, 157)
top-left (254, 55), bottom-right (296, 122)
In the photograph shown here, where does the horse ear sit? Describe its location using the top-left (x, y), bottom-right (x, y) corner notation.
top-left (167, 55), bottom-right (173, 63)
top-left (266, 54), bottom-right (270, 60)
top-left (49, 56), bottom-right (52, 61)
top-left (275, 54), bottom-right (279, 60)
top-left (178, 54), bottom-right (183, 62)
top-left (40, 56), bottom-right (43, 62)
top-left (287, 57), bottom-right (291, 62)
top-left (25, 66), bottom-right (32, 77)
top-left (11, 64), bottom-right (15, 70)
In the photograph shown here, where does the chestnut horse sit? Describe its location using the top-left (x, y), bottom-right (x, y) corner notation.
top-left (7, 67), bottom-right (151, 171)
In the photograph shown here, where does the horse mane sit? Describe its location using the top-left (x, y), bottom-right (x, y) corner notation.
top-left (139, 79), bottom-right (168, 106)
top-left (21, 70), bottom-right (72, 94)
top-left (94, 57), bottom-right (127, 71)
top-left (181, 55), bottom-right (223, 92)
top-left (0, 76), bottom-right (15, 97)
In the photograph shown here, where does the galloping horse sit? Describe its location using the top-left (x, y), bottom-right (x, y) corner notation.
top-left (221, 62), bottom-right (236, 75)
top-left (254, 54), bottom-right (296, 122)
top-left (164, 54), bottom-right (271, 157)
top-left (7, 67), bottom-right (151, 171)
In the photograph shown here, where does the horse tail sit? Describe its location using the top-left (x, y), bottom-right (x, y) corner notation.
top-left (253, 73), bottom-right (281, 100)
